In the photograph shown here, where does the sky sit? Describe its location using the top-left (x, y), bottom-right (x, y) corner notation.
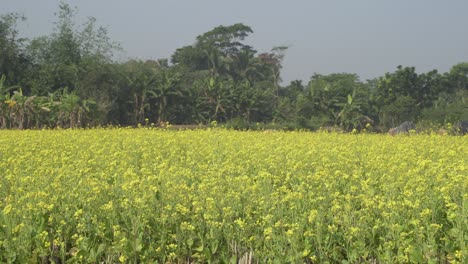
top-left (3, 0), bottom-right (468, 84)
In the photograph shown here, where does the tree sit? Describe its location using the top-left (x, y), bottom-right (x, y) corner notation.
top-left (150, 69), bottom-right (182, 124)
top-left (120, 60), bottom-right (157, 124)
top-left (25, 2), bottom-right (119, 96)
top-left (170, 23), bottom-right (278, 124)
top-left (53, 89), bottom-right (94, 129)
top-left (193, 76), bottom-right (236, 123)
top-left (301, 73), bottom-right (369, 129)
top-left (270, 46), bottom-right (288, 97)
top-left (233, 80), bottom-right (263, 122)
top-left (419, 63), bottom-right (468, 124)
top-left (0, 13), bottom-right (28, 86)
top-left (74, 15), bottom-right (120, 124)
top-left (374, 66), bottom-right (443, 128)
top-left (447, 62), bottom-right (468, 92)
top-left (196, 23), bottom-right (254, 57)
top-left (172, 23), bottom-right (255, 77)
top-left (0, 75), bottom-right (17, 128)
top-left (230, 48), bottom-right (260, 83)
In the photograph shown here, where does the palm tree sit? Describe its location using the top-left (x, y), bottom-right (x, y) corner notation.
top-left (231, 49), bottom-right (263, 83)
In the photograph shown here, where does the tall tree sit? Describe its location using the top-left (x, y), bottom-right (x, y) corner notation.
top-left (25, 2), bottom-right (119, 96)
top-left (374, 66), bottom-right (442, 127)
top-left (0, 13), bottom-right (28, 86)
top-left (447, 62), bottom-right (468, 92)
top-left (196, 23), bottom-right (254, 57)
top-left (172, 23), bottom-right (255, 77)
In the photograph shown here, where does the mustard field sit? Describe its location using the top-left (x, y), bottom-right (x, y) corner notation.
top-left (0, 129), bottom-right (466, 263)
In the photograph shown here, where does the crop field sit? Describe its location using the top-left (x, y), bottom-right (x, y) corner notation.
top-left (0, 129), bottom-right (466, 263)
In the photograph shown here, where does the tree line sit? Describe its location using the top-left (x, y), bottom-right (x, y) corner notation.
top-left (1, 3), bottom-right (467, 131)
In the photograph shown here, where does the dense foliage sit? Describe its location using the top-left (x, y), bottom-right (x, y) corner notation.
top-left (0, 129), bottom-right (466, 263)
top-left (1, 4), bottom-right (467, 130)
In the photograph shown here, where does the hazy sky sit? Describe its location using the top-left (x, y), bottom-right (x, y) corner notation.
top-left (3, 0), bottom-right (468, 83)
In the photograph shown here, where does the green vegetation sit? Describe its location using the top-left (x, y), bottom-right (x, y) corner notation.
top-left (1, 3), bottom-right (467, 130)
top-left (0, 129), bottom-right (466, 263)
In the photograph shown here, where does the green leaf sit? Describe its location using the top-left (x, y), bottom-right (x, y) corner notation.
top-left (347, 94), bottom-right (353, 105)
top-left (96, 243), bottom-right (106, 256)
top-left (194, 244), bottom-right (204, 252)
top-left (187, 238), bottom-right (194, 248)
top-left (211, 241), bottom-right (218, 254)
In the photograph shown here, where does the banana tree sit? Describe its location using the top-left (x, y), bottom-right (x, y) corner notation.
top-left (6, 88), bottom-right (28, 129)
top-left (234, 80), bottom-right (260, 122)
top-left (0, 75), bottom-right (20, 128)
top-left (194, 76), bottom-right (235, 123)
top-left (335, 92), bottom-right (363, 130)
top-left (148, 69), bottom-right (181, 124)
top-left (54, 88), bottom-right (93, 128)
